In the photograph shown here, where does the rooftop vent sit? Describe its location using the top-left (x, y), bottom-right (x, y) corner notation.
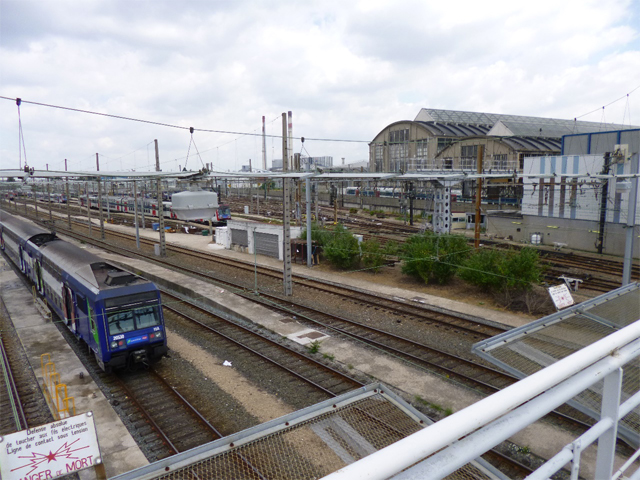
top-left (105, 271), bottom-right (136, 286)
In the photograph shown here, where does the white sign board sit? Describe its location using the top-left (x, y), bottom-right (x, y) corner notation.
top-left (0, 412), bottom-right (101, 480)
top-left (548, 284), bottom-right (575, 310)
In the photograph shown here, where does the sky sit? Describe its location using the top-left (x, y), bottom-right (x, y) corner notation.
top-left (1, 0), bottom-right (639, 174)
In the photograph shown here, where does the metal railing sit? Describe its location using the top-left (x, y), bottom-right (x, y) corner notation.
top-left (40, 353), bottom-right (76, 419)
top-left (321, 319), bottom-right (640, 480)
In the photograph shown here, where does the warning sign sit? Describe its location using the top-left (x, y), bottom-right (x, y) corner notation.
top-left (548, 284), bottom-right (575, 310)
top-left (0, 412), bottom-right (101, 480)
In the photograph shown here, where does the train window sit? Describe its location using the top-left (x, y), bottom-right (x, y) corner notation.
top-left (77, 295), bottom-right (88, 314)
top-left (107, 305), bottom-right (160, 335)
top-left (135, 305), bottom-right (161, 329)
top-left (107, 310), bottom-right (135, 335)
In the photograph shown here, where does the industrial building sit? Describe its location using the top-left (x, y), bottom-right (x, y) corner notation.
top-left (486, 128), bottom-right (640, 257)
top-left (369, 108), bottom-right (635, 173)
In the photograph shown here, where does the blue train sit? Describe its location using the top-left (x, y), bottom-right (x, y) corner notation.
top-left (0, 211), bottom-right (168, 372)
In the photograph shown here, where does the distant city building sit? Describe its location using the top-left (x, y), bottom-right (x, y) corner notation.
top-left (303, 156), bottom-right (333, 168)
top-left (271, 159), bottom-right (283, 171)
top-left (270, 157), bottom-right (333, 171)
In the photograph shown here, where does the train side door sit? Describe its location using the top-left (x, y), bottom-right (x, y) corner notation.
top-left (18, 246), bottom-right (27, 273)
top-left (62, 285), bottom-right (77, 332)
top-left (34, 260), bottom-right (44, 293)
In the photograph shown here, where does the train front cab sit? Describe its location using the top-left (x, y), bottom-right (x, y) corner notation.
top-left (216, 204), bottom-right (231, 223)
top-left (95, 286), bottom-right (168, 371)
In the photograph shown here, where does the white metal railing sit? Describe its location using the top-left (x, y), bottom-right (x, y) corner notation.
top-left (406, 157), bottom-right (518, 172)
top-left (321, 320), bottom-right (640, 480)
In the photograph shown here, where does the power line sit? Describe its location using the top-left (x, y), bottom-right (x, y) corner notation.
top-left (0, 96), bottom-right (369, 144)
top-left (574, 84), bottom-right (640, 121)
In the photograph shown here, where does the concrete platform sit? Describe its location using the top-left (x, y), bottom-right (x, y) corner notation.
top-left (0, 258), bottom-right (148, 479)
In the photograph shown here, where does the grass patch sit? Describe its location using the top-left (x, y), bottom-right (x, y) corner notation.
top-left (307, 340), bottom-right (321, 354)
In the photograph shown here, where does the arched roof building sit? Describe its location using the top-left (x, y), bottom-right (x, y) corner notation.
top-left (369, 108), bottom-right (636, 173)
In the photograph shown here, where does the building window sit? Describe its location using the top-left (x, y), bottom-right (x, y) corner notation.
top-left (461, 145), bottom-right (478, 170)
top-left (461, 145), bottom-right (478, 158)
top-left (389, 128), bottom-right (409, 172)
top-left (437, 137), bottom-right (455, 154)
top-left (416, 139), bottom-right (428, 157)
top-left (375, 144), bottom-right (384, 172)
top-left (493, 154), bottom-right (508, 170)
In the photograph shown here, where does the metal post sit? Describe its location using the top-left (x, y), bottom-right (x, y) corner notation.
top-left (253, 228), bottom-right (258, 294)
top-left (86, 182), bottom-right (92, 236)
top-left (133, 180), bottom-right (140, 250)
top-left (596, 152), bottom-right (611, 255)
top-left (106, 181), bottom-right (110, 223)
top-left (622, 153), bottom-right (639, 285)
top-left (47, 182), bottom-right (52, 224)
top-left (306, 158), bottom-right (313, 267)
top-left (156, 178), bottom-right (166, 256)
top-left (155, 139), bottom-right (160, 172)
top-left (409, 182), bottom-right (414, 226)
top-left (97, 178), bottom-right (105, 240)
top-left (594, 368), bottom-right (622, 479)
top-left (474, 145), bottom-right (484, 249)
top-left (315, 182), bottom-right (319, 223)
top-left (66, 179), bottom-right (71, 229)
top-left (141, 183), bottom-right (146, 229)
top-left (282, 113), bottom-right (292, 296)
top-left (33, 184), bottom-right (38, 219)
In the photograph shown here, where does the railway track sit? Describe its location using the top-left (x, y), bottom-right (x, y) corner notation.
top-left (54, 217), bottom-right (507, 340)
top-left (0, 273), bottom-right (56, 436)
top-left (49, 308), bottom-right (223, 462)
top-left (2, 202), bottom-right (588, 476)
top-left (35, 217), bottom-right (596, 435)
top-left (8, 197), bottom-right (636, 294)
top-left (0, 331), bottom-right (27, 435)
top-left (162, 290), bottom-right (364, 400)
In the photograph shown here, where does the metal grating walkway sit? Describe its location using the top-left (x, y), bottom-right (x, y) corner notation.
top-left (111, 384), bottom-right (506, 480)
top-left (472, 283), bottom-right (640, 446)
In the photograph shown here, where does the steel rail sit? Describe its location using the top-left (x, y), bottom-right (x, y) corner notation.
top-left (0, 333), bottom-right (27, 431)
top-left (162, 292), bottom-right (364, 397)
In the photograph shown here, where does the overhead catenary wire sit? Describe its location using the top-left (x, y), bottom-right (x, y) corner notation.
top-left (0, 96), bottom-right (369, 144)
top-left (16, 98), bottom-right (28, 170)
top-left (573, 84), bottom-right (640, 121)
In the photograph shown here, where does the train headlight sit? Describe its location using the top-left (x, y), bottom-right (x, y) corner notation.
top-left (110, 341), bottom-right (118, 349)
top-left (151, 331), bottom-right (163, 340)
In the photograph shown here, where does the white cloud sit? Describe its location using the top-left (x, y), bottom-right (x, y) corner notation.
top-left (1, 0), bottom-right (639, 172)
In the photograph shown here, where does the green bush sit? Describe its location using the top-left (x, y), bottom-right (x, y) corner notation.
top-left (457, 248), bottom-right (505, 291)
top-left (459, 246), bottom-right (541, 292)
top-left (383, 240), bottom-right (400, 257)
top-left (299, 222), bottom-right (332, 247)
top-left (504, 247), bottom-right (541, 290)
top-left (400, 232), bottom-right (471, 284)
top-left (324, 224), bottom-right (360, 270)
top-left (360, 238), bottom-right (386, 273)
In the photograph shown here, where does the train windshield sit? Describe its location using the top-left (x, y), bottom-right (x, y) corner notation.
top-left (105, 291), bottom-right (162, 335)
top-left (219, 205), bottom-right (231, 216)
top-left (107, 305), bottom-right (161, 335)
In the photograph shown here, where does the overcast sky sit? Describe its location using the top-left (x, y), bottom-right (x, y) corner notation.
top-left (1, 0), bottom-right (639, 174)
